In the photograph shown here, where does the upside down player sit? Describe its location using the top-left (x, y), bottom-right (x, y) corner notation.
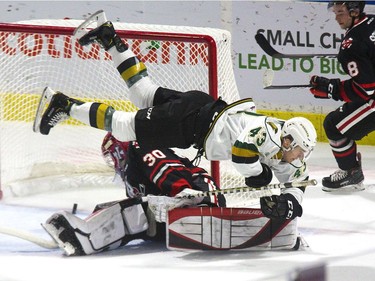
top-left (43, 133), bottom-right (303, 256)
top-left (36, 11), bottom-right (317, 255)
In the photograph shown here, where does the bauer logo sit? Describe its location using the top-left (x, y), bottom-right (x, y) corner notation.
top-left (0, 32), bottom-right (209, 66)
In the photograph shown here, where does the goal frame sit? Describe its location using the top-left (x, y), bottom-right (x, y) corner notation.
top-left (0, 22), bottom-right (223, 194)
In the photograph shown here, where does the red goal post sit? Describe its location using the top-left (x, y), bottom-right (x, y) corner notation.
top-left (0, 19), bottom-right (245, 202)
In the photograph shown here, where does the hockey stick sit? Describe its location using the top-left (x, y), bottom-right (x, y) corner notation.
top-left (174, 179), bottom-right (317, 199)
top-left (263, 69), bottom-right (311, 90)
top-left (255, 33), bottom-right (337, 59)
top-left (0, 225), bottom-right (58, 249)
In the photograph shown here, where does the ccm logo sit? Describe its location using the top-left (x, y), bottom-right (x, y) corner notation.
top-left (146, 107), bottom-right (153, 119)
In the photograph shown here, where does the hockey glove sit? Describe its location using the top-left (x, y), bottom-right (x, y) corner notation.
top-left (260, 193), bottom-right (302, 220)
top-left (147, 189), bottom-right (204, 223)
top-left (245, 163), bottom-right (273, 188)
top-left (309, 75), bottom-right (341, 101)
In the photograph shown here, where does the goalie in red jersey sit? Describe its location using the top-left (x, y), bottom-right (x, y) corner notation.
top-left (43, 133), bottom-right (302, 256)
top-left (101, 133), bottom-right (223, 201)
top-left (43, 132), bottom-right (225, 256)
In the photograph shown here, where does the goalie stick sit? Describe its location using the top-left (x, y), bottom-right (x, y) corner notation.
top-left (0, 225), bottom-right (58, 249)
top-left (255, 33), bottom-right (337, 59)
top-left (263, 69), bottom-right (311, 90)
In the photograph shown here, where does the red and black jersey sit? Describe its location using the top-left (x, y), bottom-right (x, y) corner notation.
top-left (123, 141), bottom-right (218, 198)
top-left (338, 14), bottom-right (375, 102)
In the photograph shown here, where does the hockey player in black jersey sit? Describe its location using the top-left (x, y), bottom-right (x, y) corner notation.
top-left (309, 1), bottom-right (371, 192)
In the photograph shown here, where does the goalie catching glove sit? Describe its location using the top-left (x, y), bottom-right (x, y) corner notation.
top-left (309, 75), bottom-right (341, 100)
top-left (260, 193), bottom-right (302, 220)
top-left (245, 163), bottom-right (273, 188)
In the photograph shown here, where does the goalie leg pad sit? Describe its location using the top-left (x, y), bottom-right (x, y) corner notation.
top-left (167, 207), bottom-right (299, 251)
top-left (43, 198), bottom-right (149, 256)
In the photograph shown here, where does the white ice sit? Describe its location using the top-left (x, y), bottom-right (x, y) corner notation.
top-left (0, 142), bottom-right (374, 281)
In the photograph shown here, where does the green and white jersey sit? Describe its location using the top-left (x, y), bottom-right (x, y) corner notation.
top-left (204, 100), bottom-right (309, 184)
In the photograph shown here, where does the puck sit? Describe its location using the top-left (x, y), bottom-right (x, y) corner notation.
top-left (72, 203), bottom-right (78, 214)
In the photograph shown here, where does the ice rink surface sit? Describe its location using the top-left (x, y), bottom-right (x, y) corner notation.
top-left (0, 142), bottom-right (374, 281)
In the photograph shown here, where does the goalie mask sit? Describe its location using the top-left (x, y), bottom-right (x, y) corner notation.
top-left (101, 132), bottom-right (129, 173)
top-left (282, 117), bottom-right (317, 161)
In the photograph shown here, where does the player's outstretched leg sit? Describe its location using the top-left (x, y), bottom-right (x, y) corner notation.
top-left (322, 152), bottom-right (365, 192)
top-left (34, 87), bottom-right (137, 142)
top-left (75, 18), bottom-right (158, 109)
top-left (35, 87), bottom-right (83, 135)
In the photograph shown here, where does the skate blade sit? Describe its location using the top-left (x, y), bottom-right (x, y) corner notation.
top-left (32, 87), bottom-right (55, 133)
top-left (73, 10), bottom-right (108, 39)
top-left (322, 182), bottom-right (365, 192)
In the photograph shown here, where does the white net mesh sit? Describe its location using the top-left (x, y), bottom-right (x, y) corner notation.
top-left (0, 19), bottom-right (256, 206)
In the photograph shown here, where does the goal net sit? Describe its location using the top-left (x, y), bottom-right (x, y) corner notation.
top-left (0, 18), bottom-right (263, 206)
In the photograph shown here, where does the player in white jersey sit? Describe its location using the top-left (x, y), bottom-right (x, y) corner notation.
top-left (34, 14), bottom-right (317, 226)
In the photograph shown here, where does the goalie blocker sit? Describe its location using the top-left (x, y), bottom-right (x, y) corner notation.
top-left (43, 196), bottom-right (300, 256)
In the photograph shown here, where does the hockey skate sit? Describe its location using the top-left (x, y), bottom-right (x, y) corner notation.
top-left (33, 87), bottom-right (80, 135)
top-left (42, 213), bottom-right (85, 256)
top-left (322, 153), bottom-right (365, 192)
top-left (73, 10), bottom-right (126, 52)
top-left (73, 10), bottom-right (107, 40)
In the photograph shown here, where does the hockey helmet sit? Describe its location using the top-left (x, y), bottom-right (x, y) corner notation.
top-left (328, 1), bottom-right (365, 14)
top-left (282, 117), bottom-right (317, 160)
top-left (101, 132), bottom-right (130, 171)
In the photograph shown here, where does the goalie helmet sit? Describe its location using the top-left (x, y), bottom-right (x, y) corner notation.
top-left (282, 117), bottom-right (317, 160)
top-left (101, 132), bottom-right (130, 172)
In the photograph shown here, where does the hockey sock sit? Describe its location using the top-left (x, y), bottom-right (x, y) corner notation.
top-left (108, 48), bottom-right (148, 88)
top-left (70, 102), bottom-right (115, 131)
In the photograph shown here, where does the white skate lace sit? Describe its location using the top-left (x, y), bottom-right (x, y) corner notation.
top-left (48, 112), bottom-right (69, 126)
top-left (330, 169), bottom-right (348, 182)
